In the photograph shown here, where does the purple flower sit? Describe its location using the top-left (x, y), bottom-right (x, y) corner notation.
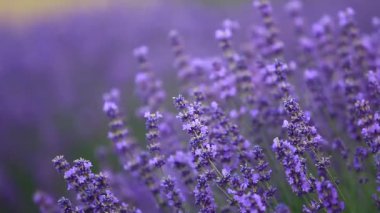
top-left (282, 97), bottom-right (323, 152)
top-left (174, 95), bottom-right (215, 170)
top-left (52, 156), bottom-right (140, 212)
top-left (233, 192), bottom-right (266, 213)
top-left (215, 27), bottom-right (239, 76)
top-left (367, 70), bottom-right (380, 108)
top-left (354, 98), bottom-right (380, 153)
top-left (209, 59), bottom-right (237, 101)
top-left (57, 197), bottom-right (77, 213)
top-left (272, 138), bottom-right (313, 195)
top-left (133, 46), bottom-right (166, 116)
top-left (144, 111), bottom-right (166, 169)
top-left (304, 69), bottom-right (329, 110)
top-left (33, 191), bottom-right (57, 213)
top-left (235, 58), bottom-right (257, 107)
top-left (168, 151), bottom-right (196, 188)
top-left (102, 91), bottom-right (137, 165)
top-left (332, 139), bottom-right (349, 160)
top-left (312, 15), bottom-right (336, 81)
top-left (133, 151), bottom-right (167, 208)
top-left (265, 61), bottom-right (291, 101)
top-left (194, 175), bottom-right (216, 213)
top-left (52, 155), bottom-right (70, 174)
top-left (274, 203), bottom-right (291, 213)
top-left (315, 179), bottom-right (345, 213)
top-left (253, 0), bottom-right (284, 58)
top-left (161, 177), bottom-right (184, 211)
top-left (285, 0), bottom-right (305, 37)
top-left (302, 200), bottom-right (322, 213)
top-left (168, 30), bottom-right (194, 92)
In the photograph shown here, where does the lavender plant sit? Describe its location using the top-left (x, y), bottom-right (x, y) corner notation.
top-left (32, 0), bottom-right (380, 212)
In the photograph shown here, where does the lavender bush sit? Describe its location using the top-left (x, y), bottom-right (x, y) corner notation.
top-left (2, 0), bottom-right (377, 212)
top-left (0, 2), bottom-right (235, 211)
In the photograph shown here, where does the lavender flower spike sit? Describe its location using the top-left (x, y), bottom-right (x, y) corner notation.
top-left (57, 197), bottom-right (77, 213)
top-left (315, 179), bottom-right (345, 213)
top-left (161, 177), bottom-right (184, 212)
top-left (103, 91), bottom-right (137, 159)
top-left (194, 175), bottom-right (217, 213)
top-left (33, 191), bottom-right (58, 213)
top-left (233, 192), bottom-right (266, 213)
top-left (272, 138), bottom-right (313, 195)
top-left (173, 95), bottom-right (216, 170)
top-left (354, 98), bottom-right (380, 153)
top-left (145, 111), bottom-right (166, 169)
top-left (134, 46), bottom-right (166, 116)
top-left (53, 156), bottom-right (140, 213)
top-left (253, 0), bottom-right (284, 58)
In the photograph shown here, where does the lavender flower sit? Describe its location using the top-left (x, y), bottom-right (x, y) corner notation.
top-left (235, 58), bottom-right (257, 107)
top-left (232, 192), bottom-right (266, 213)
top-left (285, 0), bottom-right (304, 36)
top-left (265, 61), bottom-right (291, 101)
top-left (208, 102), bottom-right (236, 167)
top-left (367, 70), bottom-right (380, 109)
top-left (302, 201), bottom-right (322, 213)
top-left (339, 8), bottom-right (371, 77)
top-left (315, 179), bottom-right (345, 212)
top-left (354, 98), bottom-right (380, 153)
top-left (174, 95), bottom-right (215, 170)
top-left (352, 146), bottom-right (369, 172)
top-left (103, 91), bottom-right (137, 160)
top-left (304, 69), bottom-right (329, 110)
top-left (52, 156), bottom-right (140, 213)
top-left (332, 139), bottom-right (349, 160)
top-left (253, 0), bottom-right (284, 59)
top-left (272, 138), bottom-right (313, 195)
top-left (169, 30), bottom-right (193, 92)
top-left (161, 177), bottom-right (184, 212)
top-left (338, 10), bottom-right (363, 136)
top-left (194, 175), bottom-right (216, 213)
top-left (57, 197), bottom-right (77, 213)
top-left (209, 59), bottom-right (237, 101)
top-left (168, 151), bottom-right (196, 188)
top-left (215, 28), bottom-right (237, 72)
top-left (135, 151), bottom-right (167, 208)
top-left (134, 46), bottom-right (166, 116)
top-left (33, 191), bottom-right (58, 213)
top-left (312, 15), bottom-right (336, 81)
top-left (145, 111), bottom-right (166, 169)
top-left (282, 97), bottom-right (319, 151)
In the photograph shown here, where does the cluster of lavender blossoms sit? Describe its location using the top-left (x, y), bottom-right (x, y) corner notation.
top-left (35, 0), bottom-right (380, 212)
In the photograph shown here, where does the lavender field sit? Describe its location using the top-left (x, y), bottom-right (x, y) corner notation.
top-left (1, 0), bottom-right (380, 212)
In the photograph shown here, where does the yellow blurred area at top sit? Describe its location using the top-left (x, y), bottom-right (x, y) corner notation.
top-left (0, 0), bottom-right (156, 22)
